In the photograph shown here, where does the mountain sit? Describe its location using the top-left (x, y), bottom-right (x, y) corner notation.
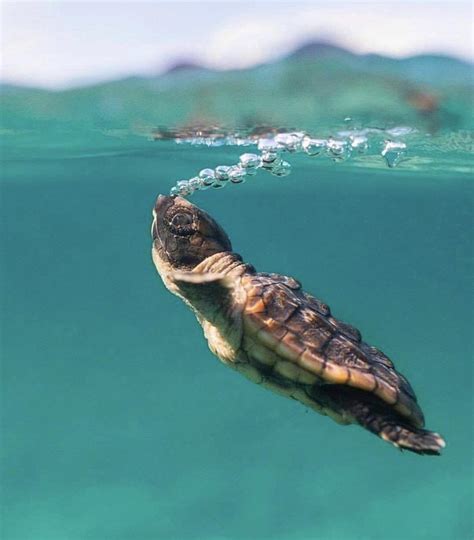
top-left (287, 41), bottom-right (352, 59)
top-left (0, 42), bottom-right (472, 132)
top-left (163, 61), bottom-right (211, 75)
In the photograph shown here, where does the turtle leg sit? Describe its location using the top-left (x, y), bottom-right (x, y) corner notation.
top-left (319, 386), bottom-right (446, 455)
top-left (345, 400), bottom-right (445, 455)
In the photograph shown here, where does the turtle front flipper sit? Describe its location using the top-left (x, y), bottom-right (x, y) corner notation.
top-left (171, 271), bottom-right (246, 364)
top-left (321, 386), bottom-right (446, 455)
top-left (171, 271), bottom-right (237, 320)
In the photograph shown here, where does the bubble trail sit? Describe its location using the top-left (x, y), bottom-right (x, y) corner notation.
top-left (166, 128), bottom-right (413, 197)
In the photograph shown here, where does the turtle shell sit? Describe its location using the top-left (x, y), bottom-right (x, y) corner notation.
top-left (240, 272), bottom-right (425, 428)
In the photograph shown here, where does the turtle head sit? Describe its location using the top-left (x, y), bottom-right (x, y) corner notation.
top-left (152, 195), bottom-right (232, 272)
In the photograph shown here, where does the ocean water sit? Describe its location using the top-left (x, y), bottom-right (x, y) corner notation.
top-left (1, 130), bottom-right (472, 540)
top-left (1, 51), bottom-right (473, 540)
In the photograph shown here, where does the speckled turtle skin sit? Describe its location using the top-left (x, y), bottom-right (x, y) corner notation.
top-left (152, 195), bottom-right (445, 455)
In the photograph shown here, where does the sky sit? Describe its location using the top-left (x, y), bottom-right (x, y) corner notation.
top-left (0, 0), bottom-right (472, 88)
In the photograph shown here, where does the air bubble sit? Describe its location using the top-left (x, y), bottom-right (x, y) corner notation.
top-left (302, 137), bottom-right (327, 156)
top-left (196, 168), bottom-right (215, 189)
top-left (270, 160), bottom-right (291, 177)
top-left (327, 138), bottom-right (351, 161)
top-left (349, 135), bottom-right (369, 154)
top-left (176, 180), bottom-right (192, 196)
top-left (257, 138), bottom-right (280, 152)
top-left (385, 126), bottom-right (415, 137)
top-left (239, 153), bottom-right (261, 169)
top-left (261, 151), bottom-right (281, 169)
top-left (228, 165), bottom-right (247, 183)
top-left (214, 165), bottom-right (231, 181)
top-left (274, 132), bottom-right (305, 152)
top-left (199, 168), bottom-right (215, 180)
top-left (188, 176), bottom-right (203, 191)
top-left (381, 140), bottom-right (407, 168)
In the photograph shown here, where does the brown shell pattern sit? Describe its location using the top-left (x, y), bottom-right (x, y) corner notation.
top-left (241, 273), bottom-right (424, 427)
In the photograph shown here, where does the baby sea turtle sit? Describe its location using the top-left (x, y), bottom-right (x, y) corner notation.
top-left (151, 195), bottom-right (445, 455)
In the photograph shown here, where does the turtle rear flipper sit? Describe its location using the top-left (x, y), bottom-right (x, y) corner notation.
top-left (351, 407), bottom-right (446, 455)
top-left (378, 423), bottom-right (445, 455)
top-left (360, 411), bottom-right (446, 455)
top-left (322, 386), bottom-right (446, 455)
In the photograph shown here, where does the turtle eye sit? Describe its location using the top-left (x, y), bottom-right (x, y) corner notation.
top-left (169, 211), bottom-right (194, 235)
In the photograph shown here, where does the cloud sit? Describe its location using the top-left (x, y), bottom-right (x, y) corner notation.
top-left (1, 1), bottom-right (472, 88)
top-left (203, 3), bottom-right (473, 70)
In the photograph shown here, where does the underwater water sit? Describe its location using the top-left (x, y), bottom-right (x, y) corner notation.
top-left (1, 47), bottom-right (473, 539)
top-left (1, 128), bottom-right (472, 540)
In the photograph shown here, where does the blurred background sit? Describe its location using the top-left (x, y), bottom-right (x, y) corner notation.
top-left (3, 1), bottom-right (472, 86)
top-left (1, 0), bottom-right (473, 133)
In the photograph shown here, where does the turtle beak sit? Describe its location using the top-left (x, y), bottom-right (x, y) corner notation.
top-left (152, 194), bottom-right (173, 240)
top-left (154, 194), bottom-right (174, 214)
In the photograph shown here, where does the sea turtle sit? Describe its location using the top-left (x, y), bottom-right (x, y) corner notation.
top-left (151, 195), bottom-right (445, 455)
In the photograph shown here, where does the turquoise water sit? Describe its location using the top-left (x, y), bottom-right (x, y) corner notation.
top-left (1, 49), bottom-right (473, 539)
top-left (1, 134), bottom-right (472, 539)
